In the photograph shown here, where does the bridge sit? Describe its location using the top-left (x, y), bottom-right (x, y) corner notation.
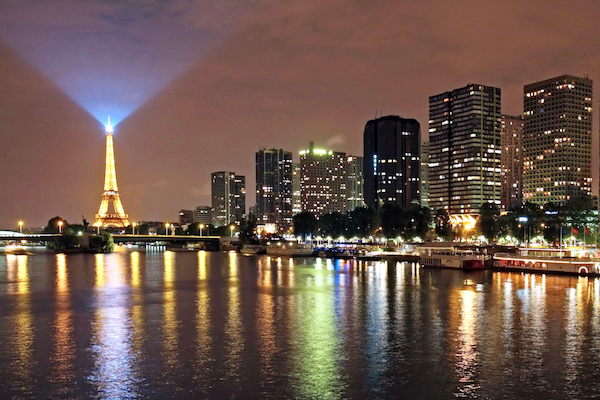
top-left (0, 232), bottom-right (226, 249)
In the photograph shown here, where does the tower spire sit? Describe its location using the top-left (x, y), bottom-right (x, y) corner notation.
top-left (93, 117), bottom-right (130, 228)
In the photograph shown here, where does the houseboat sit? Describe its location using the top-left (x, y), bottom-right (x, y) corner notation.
top-left (493, 247), bottom-right (600, 275)
top-left (418, 245), bottom-right (488, 270)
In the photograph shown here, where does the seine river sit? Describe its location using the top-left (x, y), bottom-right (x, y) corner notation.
top-left (2, 248), bottom-right (600, 399)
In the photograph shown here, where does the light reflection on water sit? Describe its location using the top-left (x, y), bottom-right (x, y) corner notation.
top-left (4, 251), bottom-right (600, 398)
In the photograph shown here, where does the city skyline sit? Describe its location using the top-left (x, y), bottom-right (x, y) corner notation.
top-left (1, 1), bottom-right (600, 227)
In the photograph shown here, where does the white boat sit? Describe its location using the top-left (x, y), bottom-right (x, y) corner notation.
top-left (240, 244), bottom-right (267, 255)
top-left (494, 247), bottom-right (600, 275)
top-left (266, 243), bottom-right (314, 257)
top-left (418, 245), bottom-right (488, 270)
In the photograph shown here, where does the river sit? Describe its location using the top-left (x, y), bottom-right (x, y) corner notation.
top-left (1, 248), bottom-right (600, 399)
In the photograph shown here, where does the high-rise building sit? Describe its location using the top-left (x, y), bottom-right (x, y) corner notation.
top-left (420, 141), bottom-right (430, 208)
top-left (428, 84), bottom-right (501, 222)
top-left (255, 148), bottom-right (294, 232)
top-left (292, 163), bottom-right (302, 215)
top-left (179, 210), bottom-right (194, 226)
top-left (363, 115), bottom-right (420, 210)
top-left (501, 115), bottom-right (524, 210)
top-left (346, 155), bottom-right (364, 211)
top-left (523, 75), bottom-right (593, 205)
top-left (300, 143), bottom-right (347, 218)
top-left (211, 171), bottom-right (246, 227)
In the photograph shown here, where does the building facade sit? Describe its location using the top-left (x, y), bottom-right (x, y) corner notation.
top-left (501, 115), bottom-right (524, 210)
top-left (178, 210), bottom-right (194, 226)
top-left (363, 115), bottom-right (420, 210)
top-left (193, 206), bottom-right (213, 226)
top-left (255, 148), bottom-right (294, 233)
top-left (523, 75), bottom-right (593, 205)
top-left (428, 84), bottom-right (502, 222)
top-left (211, 171), bottom-right (246, 227)
top-left (300, 143), bottom-right (347, 218)
top-left (346, 155), bottom-right (364, 211)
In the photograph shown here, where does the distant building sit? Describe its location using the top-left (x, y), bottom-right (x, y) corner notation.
top-left (523, 75), bottom-right (593, 205)
top-left (255, 148), bottom-right (294, 232)
top-left (300, 142), bottom-right (347, 218)
top-left (179, 210), bottom-right (194, 226)
top-left (211, 171), bottom-right (246, 227)
top-left (501, 115), bottom-right (524, 210)
top-left (420, 141), bottom-right (429, 208)
top-left (193, 206), bottom-right (213, 226)
top-left (428, 84), bottom-right (501, 223)
top-left (346, 155), bottom-right (364, 211)
top-left (363, 115), bottom-right (420, 210)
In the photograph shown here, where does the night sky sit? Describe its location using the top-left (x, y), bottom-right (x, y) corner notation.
top-left (1, 0), bottom-right (599, 228)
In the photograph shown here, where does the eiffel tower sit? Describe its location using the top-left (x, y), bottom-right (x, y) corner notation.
top-left (93, 117), bottom-right (130, 228)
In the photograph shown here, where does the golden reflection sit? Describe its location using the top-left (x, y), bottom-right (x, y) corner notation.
top-left (52, 254), bottom-right (75, 387)
top-left (455, 289), bottom-right (479, 397)
top-left (256, 287), bottom-right (276, 379)
top-left (198, 251), bottom-right (208, 281)
top-left (7, 255), bottom-right (35, 387)
top-left (225, 252), bottom-right (243, 378)
top-left (130, 251), bottom-right (144, 363)
top-left (131, 251), bottom-right (141, 288)
top-left (196, 251), bottom-right (211, 366)
top-left (163, 251), bottom-right (179, 368)
top-left (95, 254), bottom-right (105, 287)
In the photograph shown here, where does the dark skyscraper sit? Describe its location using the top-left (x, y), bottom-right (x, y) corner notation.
top-left (255, 148), bottom-right (294, 232)
top-left (523, 75), bottom-right (593, 205)
top-left (363, 115), bottom-right (421, 210)
top-left (428, 84), bottom-right (501, 220)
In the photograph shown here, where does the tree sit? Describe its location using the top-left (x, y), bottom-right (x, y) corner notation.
top-left (240, 213), bottom-right (258, 242)
top-left (476, 202), bottom-right (500, 241)
top-left (434, 209), bottom-right (452, 241)
top-left (319, 212), bottom-right (347, 238)
top-left (380, 203), bottom-right (406, 238)
top-left (293, 212), bottom-right (318, 238)
top-left (44, 216), bottom-right (68, 234)
top-left (347, 207), bottom-right (379, 238)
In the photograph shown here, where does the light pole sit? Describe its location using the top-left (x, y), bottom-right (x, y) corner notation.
top-left (165, 223), bottom-right (170, 236)
top-left (132, 222), bottom-right (137, 235)
top-left (18, 221), bottom-right (23, 234)
top-left (58, 220), bottom-right (63, 234)
top-left (200, 223), bottom-right (204, 237)
top-left (230, 225), bottom-right (234, 237)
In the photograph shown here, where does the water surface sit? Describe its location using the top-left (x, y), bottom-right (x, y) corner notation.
top-left (1, 249), bottom-right (599, 399)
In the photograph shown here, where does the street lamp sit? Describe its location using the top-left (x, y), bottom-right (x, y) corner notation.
top-left (199, 223), bottom-right (204, 236)
top-left (230, 225), bottom-right (234, 237)
top-left (165, 223), bottom-right (170, 236)
top-left (58, 220), bottom-right (63, 234)
top-left (18, 221), bottom-right (23, 234)
top-left (132, 222), bottom-right (137, 235)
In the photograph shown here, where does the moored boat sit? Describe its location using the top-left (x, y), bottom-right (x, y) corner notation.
top-left (240, 244), bottom-right (267, 255)
top-left (418, 245), bottom-right (488, 270)
top-left (493, 247), bottom-right (600, 275)
top-left (266, 243), bottom-right (314, 257)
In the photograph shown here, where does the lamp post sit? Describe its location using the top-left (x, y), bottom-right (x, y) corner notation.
top-left (18, 221), bottom-right (23, 234)
top-left (132, 222), bottom-right (137, 235)
top-left (165, 223), bottom-right (170, 236)
top-left (200, 223), bottom-right (204, 237)
top-left (58, 220), bottom-right (63, 234)
top-left (230, 225), bottom-right (234, 237)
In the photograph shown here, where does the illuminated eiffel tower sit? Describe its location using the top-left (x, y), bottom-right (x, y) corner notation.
top-left (93, 117), bottom-right (130, 228)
